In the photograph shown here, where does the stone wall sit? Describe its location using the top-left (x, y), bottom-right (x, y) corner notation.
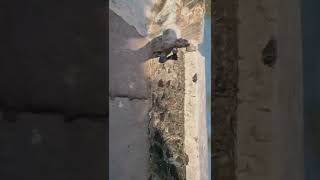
top-left (184, 49), bottom-right (208, 180)
top-left (0, 114), bottom-right (106, 180)
top-left (109, 9), bottom-right (150, 180)
top-left (238, 0), bottom-right (304, 179)
top-left (213, 0), bottom-right (304, 179)
top-left (212, 0), bottom-right (239, 179)
top-left (237, 0), bottom-right (276, 179)
top-left (146, 1), bottom-right (207, 179)
top-left (109, 0), bottom-right (207, 179)
top-left (0, 0), bottom-right (105, 118)
top-left (148, 51), bottom-right (187, 180)
top-left (0, 1), bottom-right (106, 180)
top-left (271, 0), bottom-right (304, 179)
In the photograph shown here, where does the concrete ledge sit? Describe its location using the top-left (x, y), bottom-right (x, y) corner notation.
top-left (184, 50), bottom-right (208, 180)
top-left (109, 98), bottom-right (150, 180)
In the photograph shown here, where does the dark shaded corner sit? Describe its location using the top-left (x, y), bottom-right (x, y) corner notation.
top-left (0, 1), bottom-right (107, 179)
top-left (212, 0), bottom-right (239, 179)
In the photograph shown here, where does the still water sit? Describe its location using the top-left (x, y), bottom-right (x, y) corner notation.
top-left (199, 15), bottom-right (211, 180)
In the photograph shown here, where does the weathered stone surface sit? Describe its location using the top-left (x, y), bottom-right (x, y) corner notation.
top-left (110, 1), bottom-right (207, 179)
top-left (237, 0), bottom-right (275, 178)
top-left (186, 44), bottom-right (198, 52)
top-left (212, 0), bottom-right (239, 179)
top-left (272, 0), bottom-right (304, 179)
top-left (177, 0), bottom-right (205, 43)
top-left (146, 0), bottom-right (180, 38)
top-left (145, 1), bottom-right (207, 179)
top-left (184, 50), bottom-right (208, 180)
top-left (109, 98), bottom-right (150, 180)
top-left (236, 0), bottom-right (303, 179)
top-left (0, 113), bottom-right (106, 180)
top-left (109, 0), bottom-right (152, 36)
top-left (109, 10), bottom-right (150, 99)
top-left (109, 8), bottom-right (152, 180)
top-left (0, 0), bottom-right (105, 117)
top-left (148, 50), bottom-right (187, 180)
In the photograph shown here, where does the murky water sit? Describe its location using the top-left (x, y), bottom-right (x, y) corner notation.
top-left (199, 15), bottom-right (211, 180)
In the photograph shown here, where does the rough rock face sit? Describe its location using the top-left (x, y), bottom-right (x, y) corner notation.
top-left (148, 50), bottom-right (188, 180)
top-left (146, 1), bottom-right (206, 180)
top-left (146, 0), bottom-right (205, 43)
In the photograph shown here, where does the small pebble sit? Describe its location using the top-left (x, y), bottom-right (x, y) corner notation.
top-left (192, 73), bottom-right (197, 83)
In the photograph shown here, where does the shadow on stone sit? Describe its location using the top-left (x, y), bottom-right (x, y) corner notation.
top-left (148, 128), bottom-right (188, 180)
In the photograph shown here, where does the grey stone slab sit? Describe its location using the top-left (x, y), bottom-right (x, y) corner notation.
top-left (109, 98), bottom-right (150, 180)
top-left (109, 10), bottom-right (150, 98)
top-left (0, 112), bottom-right (106, 180)
top-left (0, 0), bottom-right (106, 115)
top-left (272, 0), bottom-right (304, 179)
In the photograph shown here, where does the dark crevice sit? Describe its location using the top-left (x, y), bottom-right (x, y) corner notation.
top-left (0, 107), bottom-right (106, 123)
top-left (109, 95), bottom-right (149, 101)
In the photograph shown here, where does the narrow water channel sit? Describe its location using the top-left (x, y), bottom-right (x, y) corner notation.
top-left (199, 12), bottom-right (211, 180)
